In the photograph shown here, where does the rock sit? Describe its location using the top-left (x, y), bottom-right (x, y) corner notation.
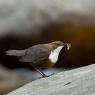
top-left (0, 0), bottom-right (94, 36)
top-left (0, 65), bottom-right (29, 95)
top-left (7, 64), bottom-right (95, 95)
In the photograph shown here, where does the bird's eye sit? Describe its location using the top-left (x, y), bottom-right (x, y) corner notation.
top-left (56, 42), bottom-right (63, 46)
top-left (57, 43), bottom-right (61, 45)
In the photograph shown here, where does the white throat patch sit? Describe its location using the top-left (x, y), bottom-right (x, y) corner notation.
top-left (49, 46), bottom-right (64, 63)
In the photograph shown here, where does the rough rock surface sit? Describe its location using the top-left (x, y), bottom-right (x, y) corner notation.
top-left (0, 65), bottom-right (29, 95)
top-left (0, 0), bottom-right (95, 36)
top-left (7, 64), bottom-right (95, 95)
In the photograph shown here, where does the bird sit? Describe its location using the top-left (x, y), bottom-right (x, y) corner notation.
top-left (6, 41), bottom-right (71, 77)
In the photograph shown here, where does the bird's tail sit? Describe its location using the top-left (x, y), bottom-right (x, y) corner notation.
top-left (6, 50), bottom-right (26, 56)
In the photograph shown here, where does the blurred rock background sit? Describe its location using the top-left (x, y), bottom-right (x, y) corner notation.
top-left (0, 0), bottom-right (95, 94)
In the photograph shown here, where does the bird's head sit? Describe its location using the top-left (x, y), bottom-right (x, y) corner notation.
top-left (44, 41), bottom-right (71, 64)
top-left (51, 41), bottom-right (64, 47)
top-left (49, 41), bottom-right (71, 51)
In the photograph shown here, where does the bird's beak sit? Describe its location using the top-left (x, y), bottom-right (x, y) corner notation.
top-left (63, 43), bottom-right (71, 50)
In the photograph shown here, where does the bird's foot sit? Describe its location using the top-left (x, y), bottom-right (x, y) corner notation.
top-left (41, 73), bottom-right (55, 78)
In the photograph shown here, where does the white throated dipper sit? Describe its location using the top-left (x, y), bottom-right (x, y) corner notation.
top-left (6, 41), bottom-right (71, 77)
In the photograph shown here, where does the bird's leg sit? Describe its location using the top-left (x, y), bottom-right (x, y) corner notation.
top-left (29, 63), bottom-right (48, 77)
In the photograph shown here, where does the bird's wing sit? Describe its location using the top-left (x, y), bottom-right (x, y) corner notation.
top-left (19, 44), bottom-right (50, 64)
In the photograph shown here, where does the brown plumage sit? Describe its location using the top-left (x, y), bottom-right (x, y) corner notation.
top-left (6, 41), bottom-right (71, 77)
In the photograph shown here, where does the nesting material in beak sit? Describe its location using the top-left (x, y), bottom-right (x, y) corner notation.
top-left (66, 43), bottom-right (71, 50)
